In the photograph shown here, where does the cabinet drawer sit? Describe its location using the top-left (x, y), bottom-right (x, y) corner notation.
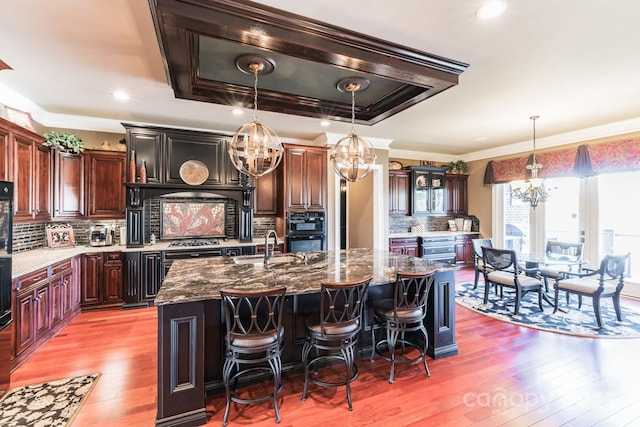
top-left (389, 237), bottom-right (419, 245)
top-left (422, 246), bottom-right (455, 255)
top-left (15, 268), bottom-right (48, 290)
top-left (51, 259), bottom-right (72, 276)
top-left (421, 236), bottom-right (456, 245)
top-left (104, 252), bottom-right (123, 262)
top-left (163, 249), bottom-right (225, 260)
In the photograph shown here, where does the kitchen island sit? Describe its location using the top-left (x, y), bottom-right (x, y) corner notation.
top-left (154, 249), bottom-right (458, 427)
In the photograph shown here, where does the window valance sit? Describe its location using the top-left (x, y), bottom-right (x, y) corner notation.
top-left (483, 137), bottom-right (640, 185)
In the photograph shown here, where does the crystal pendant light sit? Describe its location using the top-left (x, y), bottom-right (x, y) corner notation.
top-left (511, 115), bottom-right (549, 209)
top-left (330, 78), bottom-right (377, 182)
top-left (228, 54), bottom-right (283, 178)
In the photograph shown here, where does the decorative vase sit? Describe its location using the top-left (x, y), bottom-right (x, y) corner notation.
top-left (140, 160), bottom-right (147, 184)
top-left (129, 150), bottom-right (137, 183)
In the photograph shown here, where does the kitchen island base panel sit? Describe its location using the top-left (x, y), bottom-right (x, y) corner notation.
top-left (156, 267), bottom-right (457, 427)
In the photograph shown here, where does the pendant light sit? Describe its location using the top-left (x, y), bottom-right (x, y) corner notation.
top-left (228, 54), bottom-right (284, 178)
top-left (511, 115), bottom-right (549, 209)
top-left (330, 78), bottom-right (377, 182)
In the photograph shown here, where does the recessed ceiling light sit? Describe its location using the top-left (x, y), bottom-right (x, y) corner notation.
top-left (232, 108), bottom-right (244, 116)
top-left (113, 90), bottom-right (130, 101)
top-left (477, 1), bottom-right (507, 19)
top-left (320, 120), bottom-right (330, 127)
top-left (474, 136), bottom-right (489, 142)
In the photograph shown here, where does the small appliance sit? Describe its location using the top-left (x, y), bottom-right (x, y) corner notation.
top-left (89, 224), bottom-right (115, 246)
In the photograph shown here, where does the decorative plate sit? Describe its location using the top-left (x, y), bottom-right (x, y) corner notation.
top-left (179, 160), bottom-right (209, 185)
top-left (389, 161), bottom-right (403, 170)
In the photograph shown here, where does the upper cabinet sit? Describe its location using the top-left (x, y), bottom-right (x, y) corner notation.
top-left (85, 150), bottom-right (126, 219)
top-left (284, 144), bottom-right (326, 211)
top-left (410, 166), bottom-right (446, 215)
top-left (0, 117), bottom-right (52, 223)
top-left (446, 174), bottom-right (468, 216)
top-left (123, 124), bottom-right (242, 188)
top-left (389, 169), bottom-right (410, 216)
top-left (254, 170), bottom-right (281, 216)
top-left (53, 151), bottom-right (85, 219)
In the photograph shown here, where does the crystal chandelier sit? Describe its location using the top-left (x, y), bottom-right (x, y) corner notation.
top-left (511, 115), bottom-right (549, 209)
top-left (330, 78), bottom-right (377, 182)
top-left (228, 54), bottom-right (284, 178)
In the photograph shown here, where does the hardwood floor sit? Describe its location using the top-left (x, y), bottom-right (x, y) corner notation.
top-left (9, 268), bottom-right (640, 426)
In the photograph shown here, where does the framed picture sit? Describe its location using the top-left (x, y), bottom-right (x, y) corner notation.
top-left (4, 106), bottom-right (35, 132)
top-left (448, 219), bottom-right (457, 232)
top-left (46, 227), bottom-right (76, 248)
top-left (463, 219), bottom-right (473, 232)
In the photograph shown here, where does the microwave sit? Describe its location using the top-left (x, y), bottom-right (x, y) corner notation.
top-left (286, 212), bottom-right (325, 235)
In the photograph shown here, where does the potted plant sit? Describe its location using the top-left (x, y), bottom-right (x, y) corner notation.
top-left (43, 131), bottom-right (84, 154)
top-left (448, 160), bottom-right (468, 174)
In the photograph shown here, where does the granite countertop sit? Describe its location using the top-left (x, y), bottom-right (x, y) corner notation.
top-left (389, 231), bottom-right (480, 239)
top-left (10, 239), bottom-right (254, 278)
top-left (155, 248), bottom-right (456, 306)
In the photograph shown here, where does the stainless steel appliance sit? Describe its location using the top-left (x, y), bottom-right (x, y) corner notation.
top-left (0, 181), bottom-right (13, 398)
top-left (286, 212), bottom-right (326, 252)
top-left (89, 224), bottom-right (115, 246)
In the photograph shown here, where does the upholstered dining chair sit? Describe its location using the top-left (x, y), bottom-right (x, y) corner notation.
top-left (481, 247), bottom-right (545, 315)
top-left (471, 238), bottom-right (494, 290)
top-left (553, 253), bottom-right (630, 328)
top-left (370, 270), bottom-right (436, 384)
top-left (538, 240), bottom-right (585, 292)
top-left (301, 275), bottom-right (372, 411)
top-left (220, 286), bottom-right (287, 426)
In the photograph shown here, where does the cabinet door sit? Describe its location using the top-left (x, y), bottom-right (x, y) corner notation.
top-left (0, 126), bottom-right (10, 181)
top-left (285, 147), bottom-right (307, 210)
top-left (33, 144), bottom-right (52, 221)
top-left (405, 243), bottom-right (419, 257)
top-left (103, 252), bottom-right (123, 303)
top-left (54, 151), bottom-right (85, 218)
top-left (430, 171), bottom-right (446, 214)
top-left (86, 151), bottom-right (126, 218)
top-left (50, 276), bottom-right (64, 327)
top-left (140, 251), bottom-right (161, 302)
top-left (306, 148), bottom-right (326, 210)
top-left (165, 132), bottom-right (224, 185)
top-left (81, 253), bottom-right (102, 306)
top-left (454, 241), bottom-right (466, 265)
top-left (12, 135), bottom-right (35, 220)
top-left (34, 282), bottom-right (51, 340)
top-left (389, 170), bottom-right (409, 216)
top-left (14, 288), bottom-right (35, 356)
top-left (123, 252), bottom-right (141, 305)
top-left (60, 271), bottom-right (74, 319)
top-left (254, 171), bottom-right (280, 216)
top-left (446, 175), bottom-right (468, 215)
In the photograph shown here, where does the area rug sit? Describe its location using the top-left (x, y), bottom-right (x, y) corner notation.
top-left (0, 373), bottom-right (100, 426)
top-left (456, 281), bottom-right (640, 338)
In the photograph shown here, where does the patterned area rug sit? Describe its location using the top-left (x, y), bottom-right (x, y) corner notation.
top-left (0, 373), bottom-right (100, 426)
top-left (456, 281), bottom-right (640, 338)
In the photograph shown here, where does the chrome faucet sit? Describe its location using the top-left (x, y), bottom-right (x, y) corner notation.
top-left (264, 230), bottom-right (278, 266)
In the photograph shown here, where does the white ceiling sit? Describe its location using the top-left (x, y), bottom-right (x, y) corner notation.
top-left (1, 0), bottom-right (640, 162)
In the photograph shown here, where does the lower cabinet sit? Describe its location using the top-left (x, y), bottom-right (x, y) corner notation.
top-left (420, 235), bottom-right (456, 264)
top-left (454, 233), bottom-right (479, 266)
top-left (389, 237), bottom-right (419, 257)
top-left (81, 252), bottom-right (123, 309)
top-left (12, 258), bottom-right (81, 369)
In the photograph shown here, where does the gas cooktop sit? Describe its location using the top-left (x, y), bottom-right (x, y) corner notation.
top-left (168, 239), bottom-right (222, 247)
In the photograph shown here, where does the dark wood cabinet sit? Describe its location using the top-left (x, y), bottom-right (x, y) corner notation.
top-left (165, 132), bottom-right (225, 185)
top-left (140, 251), bottom-right (162, 301)
top-left (126, 128), bottom-right (163, 183)
top-left (11, 258), bottom-right (80, 368)
top-left (53, 151), bottom-right (85, 219)
top-left (389, 237), bottom-right (419, 257)
top-left (446, 174), bottom-right (468, 215)
top-left (389, 170), bottom-right (410, 216)
top-left (0, 125), bottom-right (10, 181)
top-left (410, 166), bottom-right (446, 215)
top-left (454, 233), bottom-right (479, 266)
top-left (284, 145), bottom-right (327, 211)
top-left (9, 121), bottom-right (52, 222)
top-left (81, 252), bottom-right (123, 309)
top-left (86, 150), bottom-right (126, 219)
top-left (254, 171), bottom-right (280, 216)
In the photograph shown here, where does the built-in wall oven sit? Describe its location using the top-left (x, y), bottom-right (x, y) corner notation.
top-left (286, 211), bottom-right (326, 252)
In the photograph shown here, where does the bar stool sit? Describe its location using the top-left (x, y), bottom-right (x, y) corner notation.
top-left (220, 286), bottom-right (287, 426)
top-left (370, 270), bottom-right (436, 384)
top-left (301, 275), bottom-right (372, 411)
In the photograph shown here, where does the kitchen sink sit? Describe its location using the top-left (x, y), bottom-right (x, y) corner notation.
top-left (232, 254), bottom-right (304, 266)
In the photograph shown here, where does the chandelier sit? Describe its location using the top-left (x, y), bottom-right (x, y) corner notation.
top-left (330, 78), bottom-right (377, 182)
top-left (511, 115), bottom-right (549, 209)
top-left (228, 54), bottom-right (284, 178)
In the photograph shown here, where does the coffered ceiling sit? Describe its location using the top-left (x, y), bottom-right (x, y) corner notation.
top-left (1, 0), bottom-right (640, 161)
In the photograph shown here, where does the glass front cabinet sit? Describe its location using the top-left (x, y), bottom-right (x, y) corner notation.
top-left (411, 167), bottom-right (446, 215)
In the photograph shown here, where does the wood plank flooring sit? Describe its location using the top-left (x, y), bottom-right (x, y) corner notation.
top-left (9, 268), bottom-right (640, 426)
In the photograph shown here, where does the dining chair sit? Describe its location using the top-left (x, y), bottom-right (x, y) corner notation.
top-left (471, 238), bottom-right (494, 290)
top-left (538, 240), bottom-right (585, 292)
top-left (220, 286), bottom-right (287, 426)
top-left (553, 253), bottom-right (630, 328)
top-left (301, 275), bottom-right (372, 411)
top-left (481, 247), bottom-right (545, 315)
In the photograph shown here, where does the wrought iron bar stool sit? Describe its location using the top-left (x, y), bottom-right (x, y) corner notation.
top-left (220, 286), bottom-right (287, 426)
top-left (301, 275), bottom-right (372, 411)
top-left (370, 270), bottom-right (436, 384)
